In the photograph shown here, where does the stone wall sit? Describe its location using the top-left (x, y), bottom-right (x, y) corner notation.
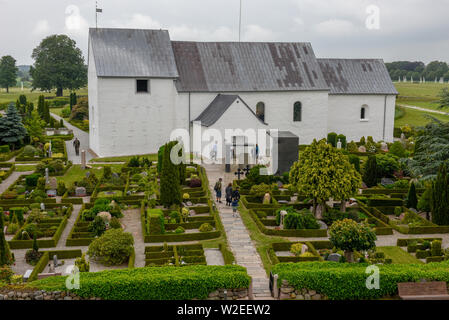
top-left (278, 280), bottom-right (328, 300)
top-left (207, 288), bottom-right (249, 300)
top-left (0, 288), bottom-right (248, 300)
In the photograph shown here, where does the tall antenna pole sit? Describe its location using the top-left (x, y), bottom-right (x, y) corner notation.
top-left (238, 0), bottom-right (242, 42)
top-left (95, 1), bottom-right (98, 29)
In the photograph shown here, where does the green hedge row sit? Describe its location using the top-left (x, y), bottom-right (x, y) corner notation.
top-left (397, 237), bottom-right (442, 247)
top-left (362, 188), bottom-right (425, 195)
top-left (272, 261), bottom-right (449, 300)
top-left (30, 265), bottom-right (250, 300)
top-left (367, 198), bottom-right (404, 207)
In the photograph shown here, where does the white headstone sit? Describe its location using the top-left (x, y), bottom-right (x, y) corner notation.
top-left (336, 139), bottom-right (342, 149)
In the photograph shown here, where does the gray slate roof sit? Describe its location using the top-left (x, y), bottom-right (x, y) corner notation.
top-left (317, 58), bottom-right (398, 95)
top-left (193, 94), bottom-right (267, 127)
top-left (89, 28), bottom-right (178, 78)
top-left (172, 41), bottom-right (329, 92)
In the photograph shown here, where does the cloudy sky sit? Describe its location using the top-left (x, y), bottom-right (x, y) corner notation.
top-left (1, 0), bottom-right (449, 65)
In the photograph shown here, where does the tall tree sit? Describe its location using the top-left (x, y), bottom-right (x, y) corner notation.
top-left (438, 88), bottom-right (449, 109)
top-left (43, 101), bottom-right (51, 124)
top-left (37, 95), bottom-right (45, 118)
top-left (0, 103), bottom-right (27, 148)
top-left (0, 55), bottom-right (18, 93)
top-left (160, 141), bottom-right (182, 207)
top-left (289, 139), bottom-right (361, 217)
top-left (26, 110), bottom-right (45, 143)
top-left (363, 155), bottom-right (378, 187)
top-left (31, 35), bottom-right (87, 96)
top-left (431, 163), bottom-right (449, 225)
top-left (406, 182), bottom-right (418, 209)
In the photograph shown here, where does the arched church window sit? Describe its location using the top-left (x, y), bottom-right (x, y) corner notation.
top-left (256, 102), bottom-right (265, 122)
top-left (293, 101), bottom-right (302, 122)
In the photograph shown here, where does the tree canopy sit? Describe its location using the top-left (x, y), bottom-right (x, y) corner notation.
top-left (406, 118), bottom-right (449, 180)
top-left (0, 55), bottom-right (18, 92)
top-left (31, 34), bottom-right (87, 96)
top-left (289, 139), bottom-right (362, 216)
top-left (0, 103), bottom-right (27, 147)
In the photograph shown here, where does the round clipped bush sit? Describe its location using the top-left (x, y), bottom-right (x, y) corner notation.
top-left (199, 223), bottom-right (213, 233)
top-left (175, 226), bottom-right (185, 234)
top-left (183, 193), bottom-right (190, 200)
top-left (87, 228), bottom-right (134, 266)
top-left (23, 145), bottom-right (38, 157)
top-left (109, 217), bottom-right (122, 229)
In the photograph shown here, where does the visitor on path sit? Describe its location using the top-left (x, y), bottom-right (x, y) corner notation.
top-left (231, 196), bottom-right (239, 217)
top-left (73, 137), bottom-right (81, 156)
top-left (214, 178), bottom-right (223, 203)
top-left (232, 187), bottom-right (240, 202)
top-left (225, 183), bottom-right (233, 206)
top-left (255, 144), bottom-right (259, 164)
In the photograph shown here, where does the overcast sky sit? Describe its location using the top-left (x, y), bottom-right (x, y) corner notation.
top-left (1, 0), bottom-right (449, 65)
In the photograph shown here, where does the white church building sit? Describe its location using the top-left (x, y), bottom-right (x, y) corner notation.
top-left (88, 28), bottom-right (397, 158)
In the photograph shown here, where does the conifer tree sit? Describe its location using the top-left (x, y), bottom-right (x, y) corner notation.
top-left (363, 155), bottom-right (378, 187)
top-left (0, 103), bottom-right (27, 148)
top-left (160, 142), bottom-right (182, 207)
top-left (406, 182), bottom-right (418, 209)
top-left (431, 163), bottom-right (449, 225)
top-left (37, 95), bottom-right (45, 118)
top-left (43, 101), bottom-right (51, 124)
top-left (26, 110), bottom-right (45, 142)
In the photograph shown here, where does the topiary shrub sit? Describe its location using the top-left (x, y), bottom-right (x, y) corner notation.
top-left (290, 242), bottom-right (305, 256)
top-left (147, 209), bottom-right (165, 235)
top-left (199, 223), bottom-right (213, 233)
top-left (75, 253), bottom-right (90, 272)
top-left (348, 154), bottom-right (360, 172)
top-left (23, 145), bottom-right (38, 157)
top-left (57, 181), bottom-right (66, 196)
top-left (87, 228), bottom-right (134, 266)
top-left (431, 240), bottom-right (442, 256)
top-left (88, 216), bottom-right (107, 237)
top-left (109, 217), bottom-right (122, 229)
top-left (25, 173), bottom-right (41, 187)
top-left (175, 226), bottom-right (185, 234)
top-left (327, 132), bottom-right (337, 147)
top-left (388, 141), bottom-right (406, 158)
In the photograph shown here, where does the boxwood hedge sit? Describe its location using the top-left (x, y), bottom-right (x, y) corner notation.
top-left (272, 261), bottom-right (449, 300)
top-left (30, 265), bottom-right (250, 300)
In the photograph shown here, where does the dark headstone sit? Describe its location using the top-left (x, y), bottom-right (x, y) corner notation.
top-left (381, 178), bottom-right (395, 186)
top-left (327, 253), bottom-right (341, 262)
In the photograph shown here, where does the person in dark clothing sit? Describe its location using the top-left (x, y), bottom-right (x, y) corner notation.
top-left (232, 187), bottom-right (240, 202)
top-left (73, 138), bottom-right (81, 156)
top-left (214, 178), bottom-right (223, 203)
top-left (225, 183), bottom-right (233, 206)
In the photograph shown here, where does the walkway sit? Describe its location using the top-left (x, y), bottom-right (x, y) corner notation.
top-left (0, 171), bottom-right (34, 194)
top-left (397, 103), bottom-right (449, 116)
top-left (121, 208), bottom-right (146, 268)
top-left (204, 163), bottom-right (271, 298)
top-left (50, 112), bottom-right (93, 164)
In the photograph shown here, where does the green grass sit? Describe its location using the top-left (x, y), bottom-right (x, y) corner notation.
top-left (57, 164), bottom-right (123, 185)
top-left (14, 164), bottom-right (36, 172)
top-left (395, 82), bottom-right (449, 100)
top-left (0, 87), bottom-right (87, 104)
top-left (90, 154), bottom-right (157, 163)
top-left (376, 246), bottom-right (423, 264)
top-left (394, 105), bottom-right (449, 128)
top-left (50, 107), bottom-right (65, 117)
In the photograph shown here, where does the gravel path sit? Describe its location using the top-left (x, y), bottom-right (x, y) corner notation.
top-left (121, 208), bottom-right (146, 268)
top-left (397, 103), bottom-right (449, 115)
top-left (0, 171), bottom-right (34, 194)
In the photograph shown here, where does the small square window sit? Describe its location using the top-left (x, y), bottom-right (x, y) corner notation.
top-left (136, 80), bottom-right (149, 93)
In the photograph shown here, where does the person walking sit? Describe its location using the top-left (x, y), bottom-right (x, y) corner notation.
top-left (225, 183), bottom-right (233, 206)
top-left (255, 143), bottom-right (259, 164)
top-left (232, 187), bottom-right (240, 202)
top-left (214, 178), bottom-right (223, 203)
top-left (231, 193), bottom-right (239, 217)
top-left (73, 137), bottom-right (81, 156)
top-left (211, 141), bottom-right (218, 161)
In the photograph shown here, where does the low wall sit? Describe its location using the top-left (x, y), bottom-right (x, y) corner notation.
top-left (278, 280), bottom-right (328, 300)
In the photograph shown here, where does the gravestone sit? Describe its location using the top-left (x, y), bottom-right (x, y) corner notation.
top-left (263, 193), bottom-right (271, 204)
top-left (317, 220), bottom-right (328, 230)
top-left (85, 171), bottom-right (91, 178)
top-left (53, 255), bottom-right (58, 268)
top-left (48, 177), bottom-right (57, 190)
top-left (301, 244), bottom-right (308, 255)
top-left (336, 139), bottom-right (342, 149)
top-left (358, 146), bottom-right (366, 153)
top-left (279, 210), bottom-right (288, 229)
top-left (45, 168), bottom-right (49, 184)
top-left (381, 177), bottom-right (395, 186)
top-left (40, 203), bottom-right (45, 210)
top-left (380, 142), bottom-right (388, 152)
top-left (46, 189), bottom-right (57, 197)
top-left (75, 187), bottom-right (87, 197)
top-left (327, 253), bottom-right (342, 262)
top-left (81, 150), bottom-right (86, 169)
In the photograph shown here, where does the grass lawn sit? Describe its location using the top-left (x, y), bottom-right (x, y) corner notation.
top-left (14, 164), bottom-right (36, 172)
top-left (0, 87), bottom-right (87, 104)
top-left (376, 246), bottom-right (423, 264)
top-left (395, 82), bottom-right (449, 100)
top-left (90, 154), bottom-right (158, 163)
top-left (394, 105), bottom-right (449, 128)
top-left (57, 164), bottom-right (123, 185)
top-left (50, 107), bottom-right (65, 117)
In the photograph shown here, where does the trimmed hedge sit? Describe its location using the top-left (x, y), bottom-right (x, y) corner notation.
top-left (28, 249), bottom-right (82, 282)
top-left (397, 238), bottom-right (442, 247)
top-left (30, 265), bottom-right (250, 300)
top-left (367, 198), bottom-right (404, 207)
top-left (272, 261), bottom-right (449, 300)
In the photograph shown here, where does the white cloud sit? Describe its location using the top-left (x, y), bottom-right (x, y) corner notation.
top-left (243, 25), bottom-right (277, 42)
top-left (33, 20), bottom-right (50, 36)
top-left (64, 5), bottom-right (89, 37)
top-left (117, 14), bottom-right (163, 29)
top-left (313, 19), bottom-right (357, 37)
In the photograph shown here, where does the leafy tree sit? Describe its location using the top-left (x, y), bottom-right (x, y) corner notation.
top-left (328, 218), bottom-right (377, 262)
top-left (406, 118), bottom-right (449, 180)
top-left (363, 155), bottom-right (378, 187)
top-left (388, 141), bottom-right (407, 158)
top-left (0, 210), bottom-right (13, 266)
top-left (375, 153), bottom-right (400, 178)
top-left (417, 183), bottom-right (432, 219)
top-left (160, 141), bottom-right (182, 207)
top-left (69, 97), bottom-right (88, 120)
top-left (431, 163), bottom-right (449, 225)
top-left (289, 139), bottom-right (361, 217)
top-left (26, 110), bottom-right (45, 143)
top-left (87, 228), bottom-right (134, 266)
top-left (0, 103), bottom-right (27, 148)
top-left (31, 35), bottom-right (87, 96)
top-left (0, 55), bottom-right (18, 93)
top-left (405, 182), bottom-right (418, 209)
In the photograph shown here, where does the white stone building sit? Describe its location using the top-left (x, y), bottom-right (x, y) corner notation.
top-left (88, 28), bottom-right (397, 157)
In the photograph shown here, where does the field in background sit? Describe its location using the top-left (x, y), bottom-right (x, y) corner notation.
top-left (394, 82), bottom-right (449, 128)
top-left (0, 87), bottom-right (88, 104)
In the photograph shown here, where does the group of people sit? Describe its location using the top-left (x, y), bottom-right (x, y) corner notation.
top-left (214, 178), bottom-right (240, 217)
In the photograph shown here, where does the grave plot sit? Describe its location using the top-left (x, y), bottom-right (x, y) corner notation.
top-left (4, 203), bottom-right (73, 249)
top-left (15, 138), bottom-right (68, 162)
top-left (267, 242), bottom-right (321, 264)
top-left (121, 156), bottom-right (155, 196)
top-left (0, 162), bottom-right (15, 182)
top-left (59, 168), bottom-right (100, 203)
top-left (398, 238), bottom-right (446, 263)
top-left (145, 243), bottom-right (207, 266)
